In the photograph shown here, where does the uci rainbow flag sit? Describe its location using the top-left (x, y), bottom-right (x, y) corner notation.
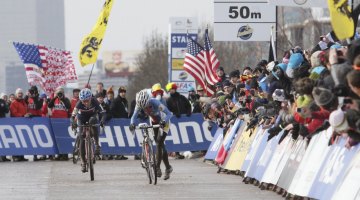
top-left (79, 0), bottom-right (114, 67)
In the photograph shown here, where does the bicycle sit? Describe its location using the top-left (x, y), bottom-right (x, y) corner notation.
top-left (133, 123), bottom-right (159, 185)
top-left (72, 129), bottom-right (81, 164)
top-left (77, 123), bottom-right (99, 181)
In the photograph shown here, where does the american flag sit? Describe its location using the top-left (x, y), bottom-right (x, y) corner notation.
top-left (183, 36), bottom-right (214, 96)
top-left (13, 42), bottom-right (77, 94)
top-left (204, 28), bottom-right (220, 85)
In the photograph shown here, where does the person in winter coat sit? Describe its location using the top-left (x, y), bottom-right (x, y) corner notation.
top-left (165, 82), bottom-right (191, 160)
top-left (110, 86), bottom-right (129, 119)
top-left (165, 82), bottom-right (191, 118)
top-left (110, 86), bottom-right (129, 160)
top-left (24, 86), bottom-right (45, 161)
top-left (187, 86), bottom-right (202, 113)
top-left (69, 88), bottom-right (80, 115)
top-left (10, 88), bottom-right (29, 162)
top-left (0, 93), bottom-right (10, 162)
top-left (48, 87), bottom-right (71, 160)
top-left (48, 87), bottom-right (71, 118)
top-left (24, 86), bottom-right (43, 117)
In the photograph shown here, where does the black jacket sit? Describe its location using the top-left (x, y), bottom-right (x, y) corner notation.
top-left (166, 92), bottom-right (191, 117)
top-left (110, 95), bottom-right (129, 118)
top-left (0, 99), bottom-right (9, 118)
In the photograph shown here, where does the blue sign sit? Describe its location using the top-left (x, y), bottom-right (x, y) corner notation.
top-left (0, 117), bottom-right (58, 155)
top-left (171, 33), bottom-right (197, 48)
top-left (0, 114), bottom-right (216, 155)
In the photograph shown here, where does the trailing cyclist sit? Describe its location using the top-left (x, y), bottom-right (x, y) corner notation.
top-left (71, 88), bottom-right (107, 173)
top-left (129, 89), bottom-right (174, 180)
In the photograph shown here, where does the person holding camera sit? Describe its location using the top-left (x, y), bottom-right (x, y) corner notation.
top-left (48, 87), bottom-right (71, 160)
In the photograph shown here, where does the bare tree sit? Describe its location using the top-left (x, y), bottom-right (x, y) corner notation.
top-left (127, 31), bottom-right (168, 101)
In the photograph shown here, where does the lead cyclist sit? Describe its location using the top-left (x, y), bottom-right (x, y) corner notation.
top-left (129, 89), bottom-right (173, 180)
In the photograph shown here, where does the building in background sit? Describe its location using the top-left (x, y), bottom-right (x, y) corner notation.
top-left (0, 0), bottom-right (65, 93)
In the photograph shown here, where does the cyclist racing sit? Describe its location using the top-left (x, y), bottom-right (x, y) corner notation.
top-left (129, 89), bottom-right (173, 180)
top-left (71, 88), bottom-right (107, 173)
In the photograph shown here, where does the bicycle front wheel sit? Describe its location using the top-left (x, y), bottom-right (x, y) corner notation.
top-left (86, 137), bottom-right (94, 181)
top-left (146, 139), bottom-right (157, 185)
top-left (72, 135), bottom-right (80, 164)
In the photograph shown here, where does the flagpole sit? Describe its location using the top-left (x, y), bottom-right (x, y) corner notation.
top-left (86, 63), bottom-right (95, 87)
top-left (204, 26), bottom-right (208, 97)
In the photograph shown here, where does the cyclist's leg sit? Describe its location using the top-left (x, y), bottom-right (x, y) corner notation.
top-left (78, 125), bottom-right (86, 172)
top-left (159, 127), bottom-right (171, 170)
top-left (89, 115), bottom-right (100, 155)
top-left (153, 126), bottom-right (162, 168)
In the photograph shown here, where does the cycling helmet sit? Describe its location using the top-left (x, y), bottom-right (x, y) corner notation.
top-left (272, 89), bottom-right (286, 102)
top-left (136, 89), bottom-right (150, 108)
top-left (79, 88), bottom-right (92, 101)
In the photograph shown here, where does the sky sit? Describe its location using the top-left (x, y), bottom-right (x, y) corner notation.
top-left (65, 0), bottom-right (214, 73)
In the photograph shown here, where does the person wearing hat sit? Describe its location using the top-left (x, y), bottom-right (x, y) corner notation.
top-left (105, 86), bottom-right (115, 105)
top-left (166, 82), bottom-right (191, 160)
top-left (24, 86), bottom-right (43, 118)
top-left (48, 87), bottom-right (71, 161)
top-left (196, 84), bottom-right (205, 97)
top-left (110, 86), bottom-right (129, 160)
top-left (187, 86), bottom-right (201, 113)
top-left (25, 86), bottom-right (45, 161)
top-left (151, 83), bottom-right (167, 105)
top-left (10, 88), bottom-right (29, 162)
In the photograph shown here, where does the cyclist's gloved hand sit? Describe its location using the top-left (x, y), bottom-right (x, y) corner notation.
top-left (129, 123), bottom-right (135, 132)
top-left (100, 121), bottom-right (105, 128)
top-left (71, 122), bottom-right (78, 130)
top-left (159, 120), bottom-right (166, 128)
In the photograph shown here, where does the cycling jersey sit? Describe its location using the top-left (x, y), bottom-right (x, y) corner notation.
top-left (130, 98), bottom-right (172, 125)
top-left (72, 98), bottom-right (106, 123)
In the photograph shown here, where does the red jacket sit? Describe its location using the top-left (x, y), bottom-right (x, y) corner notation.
top-left (69, 97), bottom-right (79, 115)
top-left (10, 99), bottom-right (27, 117)
top-left (27, 97), bottom-right (42, 116)
top-left (294, 112), bottom-right (326, 135)
top-left (50, 98), bottom-right (69, 118)
top-left (41, 101), bottom-right (48, 117)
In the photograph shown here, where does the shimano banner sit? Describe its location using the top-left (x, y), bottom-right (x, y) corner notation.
top-left (0, 117), bottom-right (58, 155)
top-left (0, 114), bottom-right (216, 155)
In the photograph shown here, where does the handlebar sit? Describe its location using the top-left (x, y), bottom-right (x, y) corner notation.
top-left (77, 124), bottom-right (100, 127)
top-left (135, 124), bottom-right (160, 130)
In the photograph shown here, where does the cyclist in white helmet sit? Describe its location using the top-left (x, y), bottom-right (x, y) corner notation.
top-left (71, 88), bottom-right (107, 173)
top-left (130, 89), bottom-right (174, 180)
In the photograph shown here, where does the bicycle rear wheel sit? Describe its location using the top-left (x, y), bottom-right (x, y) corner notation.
top-left (87, 137), bottom-right (94, 181)
top-left (146, 140), bottom-right (157, 185)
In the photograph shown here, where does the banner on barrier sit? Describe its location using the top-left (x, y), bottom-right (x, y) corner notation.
top-left (204, 128), bottom-right (224, 160)
top-left (0, 117), bottom-right (58, 155)
top-left (223, 125), bottom-right (255, 171)
top-left (0, 114), bottom-right (215, 155)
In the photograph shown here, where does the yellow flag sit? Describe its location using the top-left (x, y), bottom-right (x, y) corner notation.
top-left (79, 0), bottom-right (114, 67)
top-left (328, 0), bottom-right (354, 40)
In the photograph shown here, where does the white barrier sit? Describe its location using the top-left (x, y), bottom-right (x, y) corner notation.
top-left (208, 125), bottom-right (360, 199)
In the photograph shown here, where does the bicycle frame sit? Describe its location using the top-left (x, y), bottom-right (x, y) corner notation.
top-left (135, 123), bottom-right (160, 185)
top-left (78, 123), bottom-right (99, 181)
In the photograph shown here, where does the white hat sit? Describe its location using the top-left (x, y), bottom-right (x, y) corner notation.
top-left (329, 109), bottom-right (349, 132)
top-left (15, 88), bottom-right (23, 95)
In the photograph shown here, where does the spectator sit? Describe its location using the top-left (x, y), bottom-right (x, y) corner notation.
top-left (166, 82), bottom-right (191, 159)
top-left (24, 86), bottom-right (44, 161)
top-left (48, 87), bottom-right (71, 160)
top-left (10, 88), bottom-right (28, 162)
top-left (69, 88), bottom-right (80, 115)
top-left (187, 86), bottom-right (202, 113)
top-left (216, 67), bottom-right (227, 85)
top-left (0, 93), bottom-right (10, 162)
top-left (105, 86), bottom-right (115, 105)
top-left (196, 85), bottom-right (205, 97)
top-left (151, 83), bottom-right (167, 105)
top-left (110, 86), bottom-right (129, 160)
top-left (95, 82), bottom-right (107, 97)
